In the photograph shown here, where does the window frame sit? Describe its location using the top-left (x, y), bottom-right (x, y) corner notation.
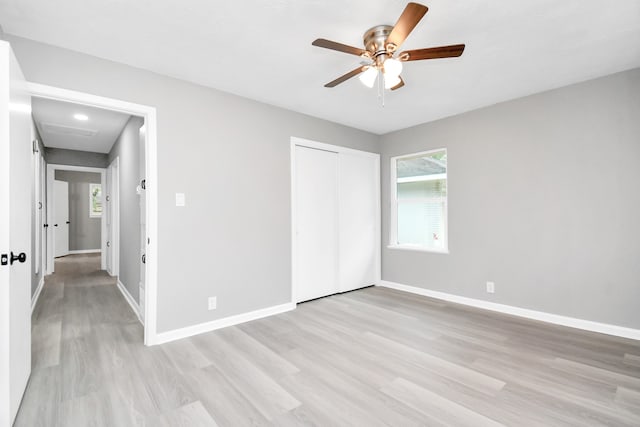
top-left (89, 183), bottom-right (103, 218)
top-left (389, 148), bottom-right (449, 254)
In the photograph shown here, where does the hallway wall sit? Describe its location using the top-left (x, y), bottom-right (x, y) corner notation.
top-left (108, 116), bottom-right (144, 303)
top-left (46, 147), bottom-right (109, 168)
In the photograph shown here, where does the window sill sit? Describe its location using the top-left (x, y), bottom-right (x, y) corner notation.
top-left (387, 245), bottom-right (449, 255)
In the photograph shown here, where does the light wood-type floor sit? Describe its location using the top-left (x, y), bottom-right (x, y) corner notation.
top-left (15, 254), bottom-right (640, 426)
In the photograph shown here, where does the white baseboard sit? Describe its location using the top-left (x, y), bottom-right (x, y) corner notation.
top-left (117, 279), bottom-right (143, 326)
top-left (31, 276), bottom-right (45, 314)
top-left (68, 249), bottom-right (101, 255)
top-left (154, 302), bottom-right (296, 345)
top-left (378, 280), bottom-right (640, 341)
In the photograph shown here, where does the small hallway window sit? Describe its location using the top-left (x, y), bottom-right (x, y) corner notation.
top-left (89, 183), bottom-right (102, 218)
top-left (390, 148), bottom-right (448, 253)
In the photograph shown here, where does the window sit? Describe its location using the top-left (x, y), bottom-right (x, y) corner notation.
top-left (390, 149), bottom-right (448, 253)
top-left (89, 183), bottom-right (102, 218)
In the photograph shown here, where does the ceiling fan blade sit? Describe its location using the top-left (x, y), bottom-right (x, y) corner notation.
top-left (399, 44), bottom-right (465, 61)
top-left (312, 38), bottom-right (366, 56)
top-left (386, 3), bottom-right (429, 51)
top-left (324, 66), bottom-right (367, 88)
top-left (391, 76), bottom-right (405, 91)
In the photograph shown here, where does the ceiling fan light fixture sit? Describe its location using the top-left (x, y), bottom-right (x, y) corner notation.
top-left (312, 2), bottom-right (465, 92)
top-left (383, 58), bottom-right (403, 79)
top-left (359, 66), bottom-right (378, 88)
top-left (384, 74), bottom-right (402, 90)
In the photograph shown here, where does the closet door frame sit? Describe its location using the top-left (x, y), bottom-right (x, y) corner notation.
top-left (290, 136), bottom-right (381, 304)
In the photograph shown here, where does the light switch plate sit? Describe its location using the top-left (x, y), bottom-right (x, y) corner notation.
top-left (175, 193), bottom-right (185, 207)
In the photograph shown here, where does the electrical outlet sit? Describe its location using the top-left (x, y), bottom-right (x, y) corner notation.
top-left (208, 296), bottom-right (217, 310)
top-left (486, 281), bottom-right (495, 294)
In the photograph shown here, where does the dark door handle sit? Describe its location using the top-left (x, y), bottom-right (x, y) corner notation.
top-left (44, 224), bottom-right (49, 228)
top-left (66, 221), bottom-right (70, 224)
top-left (142, 254), bottom-right (146, 264)
top-left (54, 224), bottom-right (58, 227)
top-left (10, 252), bottom-right (26, 265)
top-left (107, 241), bottom-right (110, 247)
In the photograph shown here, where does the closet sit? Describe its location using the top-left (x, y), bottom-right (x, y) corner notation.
top-left (292, 138), bottom-right (380, 303)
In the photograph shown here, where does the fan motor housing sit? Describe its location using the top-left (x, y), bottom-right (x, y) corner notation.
top-left (363, 25), bottom-right (393, 62)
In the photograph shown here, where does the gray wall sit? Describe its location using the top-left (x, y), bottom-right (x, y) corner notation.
top-left (7, 35), bottom-right (380, 333)
top-left (46, 147), bottom-right (109, 168)
top-left (380, 69), bottom-right (640, 329)
top-left (54, 170), bottom-right (101, 251)
top-left (108, 116), bottom-right (144, 302)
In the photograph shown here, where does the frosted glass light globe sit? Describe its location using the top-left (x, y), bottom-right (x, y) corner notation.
top-left (383, 58), bottom-right (403, 78)
top-left (359, 67), bottom-right (378, 88)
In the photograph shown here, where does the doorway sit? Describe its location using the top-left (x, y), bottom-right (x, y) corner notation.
top-left (53, 180), bottom-right (69, 257)
top-left (46, 164), bottom-right (107, 273)
top-left (28, 83), bottom-right (158, 346)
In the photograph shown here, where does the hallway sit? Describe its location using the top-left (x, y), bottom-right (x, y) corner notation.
top-left (15, 255), bottom-right (640, 426)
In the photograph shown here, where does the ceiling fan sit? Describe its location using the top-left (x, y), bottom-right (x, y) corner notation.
top-left (312, 2), bottom-right (465, 91)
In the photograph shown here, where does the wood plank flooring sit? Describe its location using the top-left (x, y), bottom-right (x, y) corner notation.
top-left (15, 254), bottom-right (640, 426)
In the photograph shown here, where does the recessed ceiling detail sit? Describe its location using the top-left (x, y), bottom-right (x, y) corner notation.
top-left (40, 122), bottom-right (98, 138)
top-left (32, 97), bottom-right (131, 153)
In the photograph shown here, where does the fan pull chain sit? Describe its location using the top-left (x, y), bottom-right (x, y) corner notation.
top-left (382, 74), bottom-right (386, 107)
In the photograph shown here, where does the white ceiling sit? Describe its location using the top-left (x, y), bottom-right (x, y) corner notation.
top-left (3, 0), bottom-right (640, 134)
top-left (32, 97), bottom-right (131, 153)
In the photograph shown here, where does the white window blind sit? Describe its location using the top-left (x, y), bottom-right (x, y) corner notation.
top-left (391, 149), bottom-right (447, 252)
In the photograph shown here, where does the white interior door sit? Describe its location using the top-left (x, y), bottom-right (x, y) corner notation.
top-left (108, 158), bottom-right (119, 276)
top-left (0, 41), bottom-right (32, 426)
top-left (139, 124), bottom-right (146, 321)
top-left (339, 152), bottom-right (379, 292)
top-left (54, 180), bottom-right (69, 257)
top-left (105, 164), bottom-right (112, 273)
top-left (294, 146), bottom-right (339, 302)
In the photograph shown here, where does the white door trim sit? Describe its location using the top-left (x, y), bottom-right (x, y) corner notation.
top-left (46, 164), bottom-right (106, 272)
top-left (29, 83), bottom-right (159, 346)
top-left (107, 156), bottom-right (120, 277)
top-left (290, 136), bottom-right (381, 304)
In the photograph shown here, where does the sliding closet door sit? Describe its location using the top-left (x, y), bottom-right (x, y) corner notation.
top-left (294, 146), bottom-right (339, 302)
top-left (339, 152), bottom-right (378, 292)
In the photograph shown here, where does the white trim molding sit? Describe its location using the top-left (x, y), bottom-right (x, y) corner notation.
top-left (154, 302), bottom-right (296, 345)
top-left (31, 277), bottom-right (45, 314)
top-left (68, 249), bottom-right (101, 255)
top-left (28, 82), bottom-right (159, 347)
top-left (378, 280), bottom-right (640, 341)
top-left (46, 163), bottom-right (107, 274)
top-left (116, 279), bottom-right (143, 326)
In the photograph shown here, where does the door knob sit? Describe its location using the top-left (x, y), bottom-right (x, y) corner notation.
top-left (10, 252), bottom-right (26, 265)
top-left (54, 224), bottom-right (58, 227)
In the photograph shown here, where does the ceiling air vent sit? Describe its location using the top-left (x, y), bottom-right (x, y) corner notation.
top-left (41, 122), bottom-right (98, 137)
